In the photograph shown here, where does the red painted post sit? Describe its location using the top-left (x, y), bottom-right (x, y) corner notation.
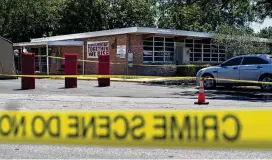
top-left (21, 52), bottom-right (35, 90)
top-left (98, 54), bottom-right (110, 87)
top-left (65, 53), bottom-right (78, 88)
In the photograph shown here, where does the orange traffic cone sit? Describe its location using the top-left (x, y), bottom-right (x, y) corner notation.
top-left (194, 78), bottom-right (209, 105)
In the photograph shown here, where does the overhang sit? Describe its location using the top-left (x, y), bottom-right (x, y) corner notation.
top-left (13, 40), bottom-right (84, 47)
top-left (18, 27), bottom-right (271, 44)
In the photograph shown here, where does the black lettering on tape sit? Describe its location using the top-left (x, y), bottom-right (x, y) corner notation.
top-left (0, 115), bottom-right (26, 137)
top-left (223, 115), bottom-right (241, 141)
top-left (0, 115), bottom-right (13, 136)
top-left (194, 116), bottom-right (199, 140)
top-left (48, 116), bottom-right (61, 137)
top-left (153, 115), bottom-right (166, 140)
top-left (67, 116), bottom-right (79, 138)
top-left (99, 116), bottom-right (110, 139)
top-left (113, 115), bottom-right (129, 139)
top-left (32, 116), bottom-right (46, 137)
top-left (82, 116), bottom-right (96, 138)
top-left (131, 115), bottom-right (145, 140)
top-left (202, 115), bottom-right (218, 141)
top-left (170, 115), bottom-right (191, 140)
top-left (13, 116), bottom-right (26, 137)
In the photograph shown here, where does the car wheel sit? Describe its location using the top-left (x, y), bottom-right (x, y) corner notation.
top-left (202, 74), bottom-right (216, 90)
top-left (260, 74), bottom-right (272, 92)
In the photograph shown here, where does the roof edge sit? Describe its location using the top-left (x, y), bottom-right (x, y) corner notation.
top-left (0, 36), bottom-right (12, 44)
top-left (31, 27), bottom-right (138, 43)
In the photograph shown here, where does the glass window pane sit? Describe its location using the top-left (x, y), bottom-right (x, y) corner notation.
top-left (165, 38), bottom-right (175, 42)
top-left (190, 57), bottom-right (193, 61)
top-left (204, 44), bottom-right (211, 48)
top-left (154, 47), bottom-right (164, 51)
top-left (194, 57), bottom-right (201, 62)
top-left (204, 49), bottom-right (210, 52)
top-left (194, 44), bottom-right (202, 48)
top-left (186, 39), bottom-right (193, 43)
top-left (221, 57), bottom-right (243, 66)
top-left (194, 48), bottom-right (202, 52)
top-left (154, 42), bottom-right (164, 46)
top-left (165, 52), bottom-right (174, 56)
top-left (242, 57), bottom-right (269, 65)
top-left (212, 54), bottom-right (218, 58)
top-left (165, 42), bottom-right (174, 47)
top-left (143, 57), bottom-right (153, 62)
top-left (154, 57), bottom-right (164, 61)
top-left (194, 40), bottom-right (202, 43)
top-left (143, 51), bottom-right (153, 56)
top-left (165, 47), bottom-right (174, 51)
top-left (203, 58), bottom-right (210, 61)
top-left (219, 54), bottom-right (226, 58)
top-left (204, 54), bottom-right (210, 57)
top-left (194, 53), bottom-right (201, 57)
top-left (186, 44), bottom-right (193, 48)
top-left (154, 52), bottom-right (164, 56)
top-left (154, 37), bottom-right (164, 41)
top-left (143, 41), bottom-right (153, 46)
top-left (212, 58), bottom-right (218, 62)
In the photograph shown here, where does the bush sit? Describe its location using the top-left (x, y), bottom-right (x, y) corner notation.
top-left (176, 64), bottom-right (211, 76)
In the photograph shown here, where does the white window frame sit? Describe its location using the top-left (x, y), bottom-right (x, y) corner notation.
top-left (143, 36), bottom-right (175, 64)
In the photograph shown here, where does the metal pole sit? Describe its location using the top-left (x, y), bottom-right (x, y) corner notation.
top-left (46, 44), bottom-right (49, 75)
top-left (82, 45), bottom-right (85, 75)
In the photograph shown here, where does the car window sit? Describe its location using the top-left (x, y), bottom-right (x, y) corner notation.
top-left (242, 57), bottom-right (269, 65)
top-left (221, 57), bottom-right (243, 66)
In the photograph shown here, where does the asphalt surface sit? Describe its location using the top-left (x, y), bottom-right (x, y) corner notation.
top-left (0, 78), bottom-right (272, 159)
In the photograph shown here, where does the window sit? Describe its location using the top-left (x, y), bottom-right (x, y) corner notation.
top-left (242, 57), bottom-right (269, 65)
top-left (143, 36), bottom-right (175, 63)
top-left (185, 39), bottom-right (227, 63)
top-left (221, 57), bottom-right (243, 66)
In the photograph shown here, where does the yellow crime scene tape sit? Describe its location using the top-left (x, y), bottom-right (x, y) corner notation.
top-left (0, 109), bottom-right (272, 149)
top-left (1, 73), bottom-right (272, 85)
top-left (0, 74), bottom-right (196, 80)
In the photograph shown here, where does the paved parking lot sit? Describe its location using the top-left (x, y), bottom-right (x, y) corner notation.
top-left (0, 78), bottom-right (271, 159)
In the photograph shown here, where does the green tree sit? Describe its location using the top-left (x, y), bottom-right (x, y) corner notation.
top-left (0, 0), bottom-right (64, 42)
top-left (258, 27), bottom-right (272, 53)
top-left (211, 24), bottom-right (271, 57)
top-left (258, 27), bottom-right (272, 38)
top-left (157, 0), bottom-right (258, 32)
top-left (254, 0), bottom-right (272, 20)
top-left (56, 0), bottom-right (107, 35)
top-left (105, 0), bottom-right (156, 29)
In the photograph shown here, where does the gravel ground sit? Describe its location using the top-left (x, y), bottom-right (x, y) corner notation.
top-left (0, 78), bottom-right (271, 159)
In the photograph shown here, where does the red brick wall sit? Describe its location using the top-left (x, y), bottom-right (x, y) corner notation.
top-left (48, 33), bottom-right (177, 76)
top-left (49, 46), bottom-right (83, 74)
top-left (83, 34), bottom-right (128, 75)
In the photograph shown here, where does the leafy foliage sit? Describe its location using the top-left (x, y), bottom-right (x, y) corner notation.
top-left (211, 24), bottom-right (271, 56)
top-left (0, 0), bottom-right (271, 42)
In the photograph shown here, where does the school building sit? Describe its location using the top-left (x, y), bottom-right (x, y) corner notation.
top-left (12, 27), bottom-right (271, 76)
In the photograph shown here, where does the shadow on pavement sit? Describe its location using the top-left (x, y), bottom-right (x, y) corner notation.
top-left (139, 83), bottom-right (272, 102)
top-left (173, 87), bottom-right (272, 102)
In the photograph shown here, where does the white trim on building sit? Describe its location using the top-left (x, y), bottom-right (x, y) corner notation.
top-left (27, 27), bottom-right (272, 44)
